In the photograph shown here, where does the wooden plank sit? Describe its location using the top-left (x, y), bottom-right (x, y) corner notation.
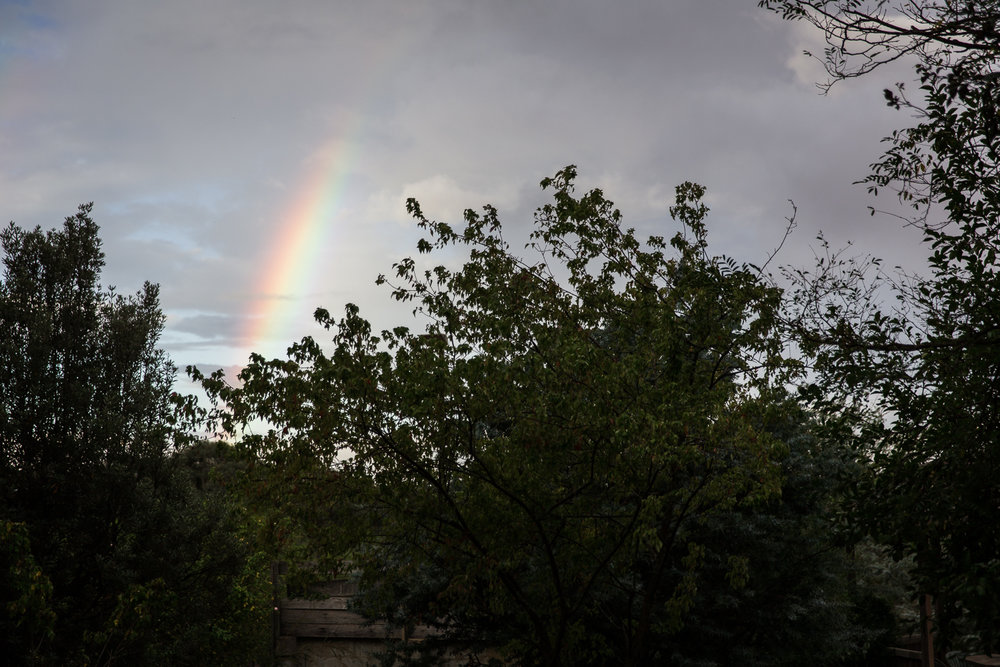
top-left (281, 608), bottom-right (369, 626)
top-left (282, 621), bottom-right (393, 639)
top-left (280, 605), bottom-right (394, 639)
top-left (280, 621), bottom-right (443, 641)
top-left (887, 647), bottom-right (921, 667)
top-left (308, 580), bottom-right (359, 596)
top-left (282, 597), bottom-right (350, 611)
top-left (279, 606), bottom-right (442, 640)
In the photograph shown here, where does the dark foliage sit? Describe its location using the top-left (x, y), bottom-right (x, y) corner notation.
top-left (0, 206), bottom-right (267, 665)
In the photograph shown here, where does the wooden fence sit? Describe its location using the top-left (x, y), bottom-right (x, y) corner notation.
top-left (271, 563), bottom-right (458, 667)
top-left (271, 564), bottom-right (1000, 667)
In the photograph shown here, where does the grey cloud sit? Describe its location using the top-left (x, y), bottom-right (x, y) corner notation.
top-left (1, 0), bottom-right (933, 374)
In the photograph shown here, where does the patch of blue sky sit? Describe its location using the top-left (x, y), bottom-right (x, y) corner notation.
top-left (19, 11), bottom-right (57, 31)
top-left (0, 4), bottom-right (62, 61)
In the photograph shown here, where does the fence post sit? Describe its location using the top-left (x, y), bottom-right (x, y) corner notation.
top-left (271, 561), bottom-right (285, 662)
top-left (921, 593), bottom-right (935, 667)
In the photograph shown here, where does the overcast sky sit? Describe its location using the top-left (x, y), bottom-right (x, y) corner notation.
top-left (1, 0), bottom-right (926, 387)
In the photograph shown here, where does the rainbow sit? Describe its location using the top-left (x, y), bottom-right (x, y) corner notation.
top-left (240, 34), bottom-right (402, 362)
top-left (241, 126), bottom-right (361, 360)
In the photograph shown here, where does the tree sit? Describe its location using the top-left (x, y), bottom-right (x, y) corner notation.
top-left (667, 405), bottom-right (899, 667)
top-left (118, 440), bottom-right (273, 666)
top-left (0, 205), bottom-right (268, 665)
top-left (198, 167), bottom-right (816, 665)
top-left (764, 0), bottom-right (1000, 654)
top-left (0, 204), bottom-right (175, 662)
top-left (758, 1), bottom-right (1000, 90)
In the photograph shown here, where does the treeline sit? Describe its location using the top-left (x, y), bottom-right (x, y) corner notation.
top-left (5, 2), bottom-right (1000, 665)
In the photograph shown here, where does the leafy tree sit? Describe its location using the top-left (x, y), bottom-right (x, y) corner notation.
top-left (764, 0), bottom-right (1000, 654)
top-left (198, 168), bottom-right (813, 665)
top-left (0, 205), bottom-right (268, 665)
top-left (104, 440), bottom-right (273, 666)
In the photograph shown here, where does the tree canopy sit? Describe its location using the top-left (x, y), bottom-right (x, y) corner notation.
top-left (196, 168), bottom-right (892, 665)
